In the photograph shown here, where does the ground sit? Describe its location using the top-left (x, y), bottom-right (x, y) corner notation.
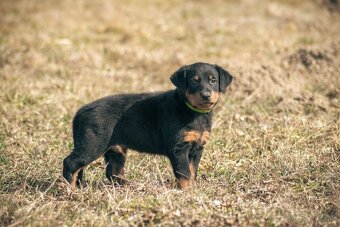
top-left (0, 0), bottom-right (339, 226)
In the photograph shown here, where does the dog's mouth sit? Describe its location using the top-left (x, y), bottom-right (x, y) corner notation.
top-left (185, 92), bottom-right (218, 111)
top-left (196, 101), bottom-right (215, 110)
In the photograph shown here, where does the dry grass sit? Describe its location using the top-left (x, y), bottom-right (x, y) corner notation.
top-left (0, 0), bottom-right (339, 226)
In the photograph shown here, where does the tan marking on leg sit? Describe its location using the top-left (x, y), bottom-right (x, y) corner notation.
top-left (117, 147), bottom-right (127, 178)
top-left (112, 174), bottom-right (128, 185)
top-left (116, 167), bottom-right (126, 184)
top-left (108, 146), bottom-right (127, 185)
top-left (70, 168), bottom-right (83, 188)
top-left (201, 131), bottom-right (210, 145)
top-left (183, 130), bottom-right (201, 143)
top-left (112, 145), bottom-right (126, 156)
top-left (107, 164), bottom-right (125, 178)
top-left (113, 165), bottom-right (128, 184)
top-left (119, 168), bottom-right (125, 176)
top-left (178, 178), bottom-right (194, 189)
top-left (189, 161), bottom-right (196, 179)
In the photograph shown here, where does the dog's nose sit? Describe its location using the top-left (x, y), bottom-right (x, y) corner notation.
top-left (200, 91), bottom-right (211, 100)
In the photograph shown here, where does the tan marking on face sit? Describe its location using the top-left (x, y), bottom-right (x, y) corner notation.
top-left (189, 161), bottom-right (196, 179)
top-left (185, 91), bottom-right (203, 108)
top-left (201, 131), bottom-right (210, 145)
top-left (183, 130), bottom-right (201, 143)
top-left (178, 178), bottom-right (194, 189)
top-left (185, 90), bottom-right (219, 110)
top-left (70, 167), bottom-right (83, 188)
top-left (210, 91), bottom-right (219, 103)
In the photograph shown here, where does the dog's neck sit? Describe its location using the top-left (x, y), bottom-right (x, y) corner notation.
top-left (175, 89), bottom-right (216, 114)
top-left (184, 101), bottom-right (213, 113)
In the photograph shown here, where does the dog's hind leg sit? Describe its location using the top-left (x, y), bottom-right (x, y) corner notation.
top-left (63, 151), bottom-right (86, 188)
top-left (63, 139), bottom-right (109, 188)
top-left (104, 145), bottom-right (127, 185)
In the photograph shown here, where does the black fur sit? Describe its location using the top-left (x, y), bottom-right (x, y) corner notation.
top-left (62, 62), bottom-right (233, 189)
top-left (215, 65), bottom-right (233, 93)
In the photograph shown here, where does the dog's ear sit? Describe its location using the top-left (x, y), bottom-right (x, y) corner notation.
top-left (170, 65), bottom-right (187, 91)
top-left (215, 65), bottom-right (233, 93)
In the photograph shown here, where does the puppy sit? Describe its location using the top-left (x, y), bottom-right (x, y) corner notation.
top-left (62, 62), bottom-right (233, 189)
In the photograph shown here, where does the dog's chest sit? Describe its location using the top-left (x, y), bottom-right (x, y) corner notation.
top-left (180, 114), bottom-right (212, 146)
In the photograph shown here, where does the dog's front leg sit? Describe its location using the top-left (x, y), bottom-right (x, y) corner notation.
top-left (169, 142), bottom-right (195, 189)
top-left (188, 146), bottom-right (203, 180)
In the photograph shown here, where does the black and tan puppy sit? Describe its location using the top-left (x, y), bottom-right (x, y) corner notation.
top-left (63, 62), bottom-right (233, 189)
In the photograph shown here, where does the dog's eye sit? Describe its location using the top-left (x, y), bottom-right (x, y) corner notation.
top-left (210, 78), bottom-right (217, 84)
top-left (192, 77), bottom-right (200, 84)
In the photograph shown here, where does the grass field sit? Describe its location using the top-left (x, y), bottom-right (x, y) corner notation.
top-left (0, 0), bottom-right (339, 226)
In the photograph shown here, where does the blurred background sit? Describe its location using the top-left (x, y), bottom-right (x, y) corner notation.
top-left (0, 0), bottom-right (339, 226)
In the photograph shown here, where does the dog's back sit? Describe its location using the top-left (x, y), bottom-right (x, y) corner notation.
top-left (72, 92), bottom-right (155, 150)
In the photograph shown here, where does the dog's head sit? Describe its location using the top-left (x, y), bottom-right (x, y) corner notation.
top-left (170, 62), bottom-right (233, 111)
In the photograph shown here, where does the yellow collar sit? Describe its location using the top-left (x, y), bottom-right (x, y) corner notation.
top-left (184, 101), bottom-right (212, 113)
